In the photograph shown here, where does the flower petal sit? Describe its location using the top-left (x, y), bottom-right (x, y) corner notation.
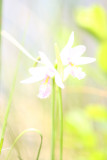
top-left (60, 32), bottom-right (74, 65)
top-left (70, 66), bottom-right (86, 80)
top-left (29, 67), bottom-right (47, 77)
top-left (21, 76), bottom-right (40, 84)
top-left (60, 48), bottom-right (70, 65)
top-left (66, 32), bottom-right (74, 48)
top-left (54, 71), bottom-right (64, 88)
top-left (63, 66), bottom-right (71, 81)
top-left (70, 45), bottom-right (86, 58)
top-left (38, 81), bottom-right (51, 98)
top-left (71, 57), bottom-right (96, 65)
top-left (46, 68), bottom-right (55, 78)
top-left (21, 67), bottom-right (47, 84)
top-left (39, 51), bottom-right (54, 68)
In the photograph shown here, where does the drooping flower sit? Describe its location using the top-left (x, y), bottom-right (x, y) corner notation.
top-left (21, 52), bottom-right (64, 98)
top-left (60, 32), bottom-right (96, 80)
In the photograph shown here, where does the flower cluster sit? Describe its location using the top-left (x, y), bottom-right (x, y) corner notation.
top-left (21, 32), bottom-right (96, 98)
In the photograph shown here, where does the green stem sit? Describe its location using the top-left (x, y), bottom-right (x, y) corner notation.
top-left (36, 131), bottom-right (43, 160)
top-left (1, 31), bottom-right (37, 62)
top-left (0, 52), bottom-right (21, 154)
top-left (5, 128), bottom-right (43, 160)
top-left (0, 0), bottom-right (2, 32)
top-left (0, 0), bottom-right (3, 76)
top-left (51, 78), bottom-right (56, 160)
top-left (58, 87), bottom-right (63, 160)
top-left (0, 16), bottom-right (30, 153)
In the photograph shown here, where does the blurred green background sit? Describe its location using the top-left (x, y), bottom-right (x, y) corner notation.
top-left (1, 0), bottom-right (107, 160)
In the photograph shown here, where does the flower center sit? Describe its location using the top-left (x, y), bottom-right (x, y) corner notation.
top-left (44, 76), bottom-right (50, 84)
top-left (69, 62), bottom-right (74, 66)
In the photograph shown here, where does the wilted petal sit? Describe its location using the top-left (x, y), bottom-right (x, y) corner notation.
top-left (63, 66), bottom-right (71, 81)
top-left (71, 66), bottom-right (86, 80)
top-left (71, 57), bottom-right (96, 65)
top-left (54, 71), bottom-right (64, 88)
top-left (38, 81), bottom-right (51, 98)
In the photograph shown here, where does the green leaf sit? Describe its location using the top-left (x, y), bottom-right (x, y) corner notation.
top-left (65, 111), bottom-right (96, 148)
top-left (53, 26), bottom-right (71, 49)
top-left (85, 104), bottom-right (107, 121)
top-left (97, 41), bottom-right (107, 72)
top-left (89, 151), bottom-right (107, 160)
top-left (5, 128), bottom-right (43, 160)
top-left (75, 5), bottom-right (107, 40)
top-left (1, 30), bottom-right (37, 62)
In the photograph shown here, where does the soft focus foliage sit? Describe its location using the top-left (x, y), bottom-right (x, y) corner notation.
top-left (1, 1), bottom-right (107, 160)
top-left (76, 5), bottom-right (107, 74)
top-left (97, 41), bottom-right (107, 72)
top-left (75, 5), bottom-right (107, 41)
top-left (86, 104), bottom-right (107, 121)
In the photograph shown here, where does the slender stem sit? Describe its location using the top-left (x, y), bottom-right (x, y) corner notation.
top-left (36, 131), bottom-right (43, 160)
top-left (5, 128), bottom-right (43, 160)
top-left (1, 31), bottom-right (39, 63)
top-left (0, 52), bottom-right (21, 154)
top-left (58, 87), bottom-right (63, 160)
top-left (55, 87), bottom-right (59, 133)
top-left (0, 18), bottom-right (30, 153)
top-left (51, 78), bottom-right (56, 160)
top-left (0, 0), bottom-right (3, 80)
top-left (0, 0), bottom-right (2, 32)
top-left (54, 44), bottom-right (63, 160)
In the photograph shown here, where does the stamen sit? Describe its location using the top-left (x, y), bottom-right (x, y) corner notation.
top-left (69, 62), bottom-right (74, 66)
top-left (44, 76), bottom-right (50, 84)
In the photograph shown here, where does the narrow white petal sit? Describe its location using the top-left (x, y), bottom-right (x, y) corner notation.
top-left (39, 51), bottom-right (54, 68)
top-left (21, 76), bottom-right (40, 84)
top-left (72, 57), bottom-right (96, 65)
top-left (60, 48), bottom-right (70, 65)
top-left (1, 30), bottom-right (37, 62)
top-left (60, 32), bottom-right (74, 65)
top-left (70, 45), bottom-right (86, 57)
top-left (55, 71), bottom-right (64, 88)
top-left (29, 67), bottom-right (47, 76)
top-left (67, 32), bottom-right (74, 48)
top-left (63, 66), bottom-right (71, 81)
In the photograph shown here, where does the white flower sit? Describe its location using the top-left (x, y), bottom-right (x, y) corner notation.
top-left (60, 32), bottom-right (96, 80)
top-left (21, 52), bottom-right (64, 98)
